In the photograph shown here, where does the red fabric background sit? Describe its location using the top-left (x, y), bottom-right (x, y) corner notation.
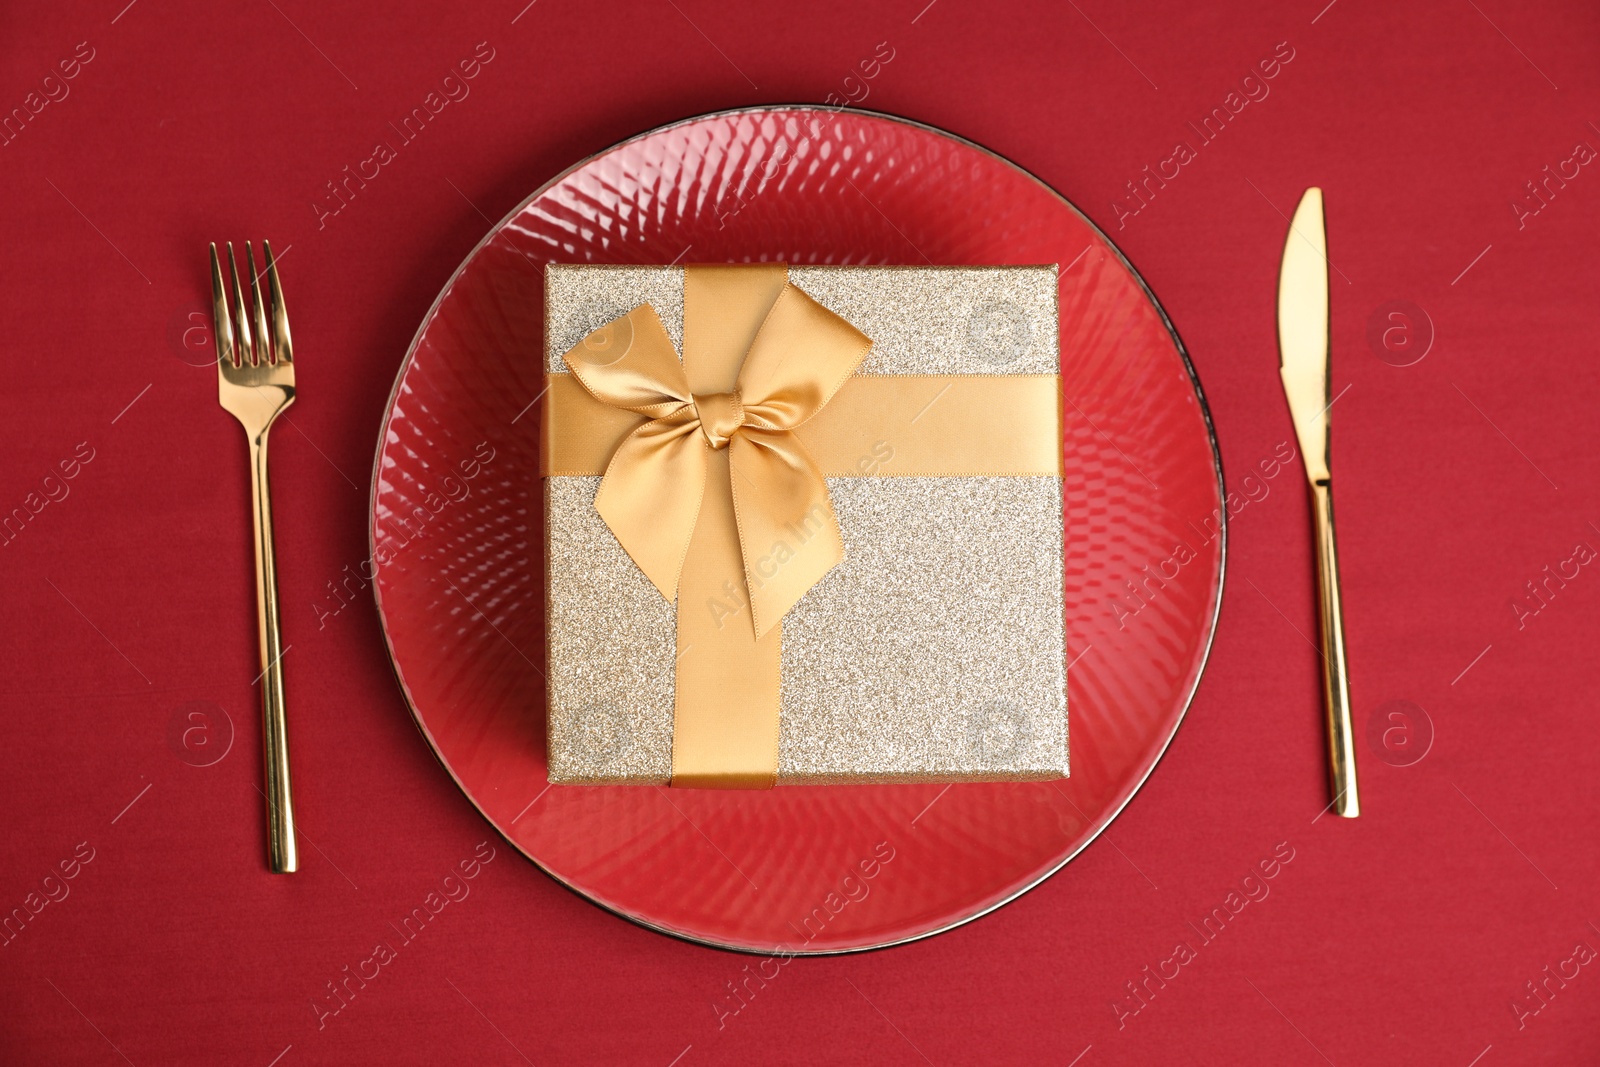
top-left (3, 1), bottom-right (1598, 1063)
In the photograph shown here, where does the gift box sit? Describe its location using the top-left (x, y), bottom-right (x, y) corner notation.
top-left (543, 264), bottom-right (1067, 786)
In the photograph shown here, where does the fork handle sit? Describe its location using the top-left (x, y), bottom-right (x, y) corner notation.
top-left (249, 430), bottom-right (299, 872)
top-left (1311, 479), bottom-right (1359, 818)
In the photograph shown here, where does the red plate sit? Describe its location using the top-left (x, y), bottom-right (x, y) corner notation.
top-left (371, 107), bottom-right (1224, 953)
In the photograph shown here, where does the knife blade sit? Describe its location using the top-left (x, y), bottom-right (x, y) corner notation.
top-left (1278, 188), bottom-right (1331, 483)
top-left (1276, 186), bottom-right (1360, 818)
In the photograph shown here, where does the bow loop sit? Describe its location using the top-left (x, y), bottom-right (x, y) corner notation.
top-left (736, 285), bottom-right (875, 432)
top-left (562, 304), bottom-right (691, 418)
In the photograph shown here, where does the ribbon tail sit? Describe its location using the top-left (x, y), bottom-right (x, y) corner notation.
top-left (726, 430), bottom-right (844, 638)
top-left (594, 410), bottom-right (707, 602)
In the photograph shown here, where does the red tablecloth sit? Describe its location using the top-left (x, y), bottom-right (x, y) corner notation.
top-left (4, 1), bottom-right (1599, 1063)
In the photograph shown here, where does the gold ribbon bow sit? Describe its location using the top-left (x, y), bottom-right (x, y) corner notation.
top-left (548, 264), bottom-right (1063, 787)
top-left (563, 274), bottom-right (871, 641)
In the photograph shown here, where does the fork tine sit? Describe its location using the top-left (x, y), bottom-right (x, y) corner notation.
top-left (264, 241), bottom-right (293, 363)
top-left (227, 242), bottom-right (255, 366)
top-left (210, 243), bottom-right (237, 369)
top-left (246, 242), bottom-right (273, 364)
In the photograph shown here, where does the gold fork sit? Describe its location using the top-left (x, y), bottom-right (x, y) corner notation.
top-left (212, 241), bottom-right (299, 873)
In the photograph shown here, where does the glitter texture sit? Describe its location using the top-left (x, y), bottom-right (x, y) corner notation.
top-left (545, 266), bottom-right (1066, 784)
top-left (780, 476), bottom-right (1066, 783)
top-left (545, 267), bottom-right (684, 373)
top-left (789, 266), bottom-right (1058, 376)
top-left (546, 476), bottom-right (676, 783)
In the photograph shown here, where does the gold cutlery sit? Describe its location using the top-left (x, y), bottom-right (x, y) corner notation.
top-left (1276, 188), bottom-right (1359, 818)
top-left (212, 241), bottom-right (300, 870)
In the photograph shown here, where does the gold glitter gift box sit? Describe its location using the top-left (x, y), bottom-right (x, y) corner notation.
top-left (543, 264), bottom-right (1067, 786)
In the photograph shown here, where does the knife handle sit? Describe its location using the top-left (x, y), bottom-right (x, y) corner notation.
top-left (1310, 479), bottom-right (1359, 818)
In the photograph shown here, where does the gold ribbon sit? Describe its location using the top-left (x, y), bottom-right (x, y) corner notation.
top-left (548, 264), bottom-right (1062, 787)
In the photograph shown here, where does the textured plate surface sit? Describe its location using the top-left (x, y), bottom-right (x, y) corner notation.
top-left (371, 107), bottom-right (1224, 953)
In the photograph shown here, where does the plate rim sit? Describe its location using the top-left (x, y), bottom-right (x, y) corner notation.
top-left (367, 103), bottom-right (1229, 956)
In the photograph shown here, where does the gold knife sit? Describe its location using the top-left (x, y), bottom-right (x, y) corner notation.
top-left (1276, 187), bottom-right (1359, 818)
